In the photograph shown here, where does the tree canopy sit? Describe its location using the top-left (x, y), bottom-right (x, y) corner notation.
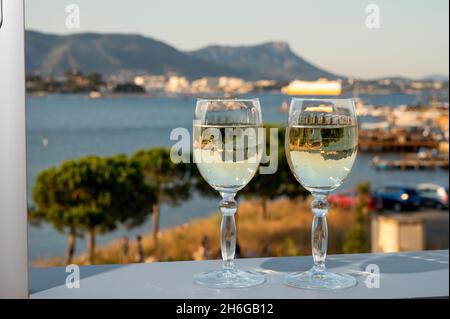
top-left (241, 123), bottom-right (308, 218)
top-left (132, 148), bottom-right (191, 242)
top-left (31, 155), bottom-right (155, 263)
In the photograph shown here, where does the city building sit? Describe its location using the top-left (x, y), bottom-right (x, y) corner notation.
top-left (164, 75), bottom-right (190, 93)
top-left (134, 75), bottom-right (167, 92)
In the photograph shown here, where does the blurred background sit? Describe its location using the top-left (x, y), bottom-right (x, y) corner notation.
top-left (24, 0), bottom-right (449, 266)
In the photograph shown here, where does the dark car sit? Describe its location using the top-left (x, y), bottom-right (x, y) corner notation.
top-left (372, 185), bottom-right (421, 212)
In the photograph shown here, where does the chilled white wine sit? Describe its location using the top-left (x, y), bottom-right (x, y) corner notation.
top-left (286, 125), bottom-right (358, 192)
top-left (283, 99), bottom-right (359, 290)
top-left (194, 124), bottom-right (262, 192)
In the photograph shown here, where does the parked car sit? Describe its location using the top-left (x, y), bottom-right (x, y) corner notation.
top-left (328, 189), bottom-right (372, 209)
top-left (416, 183), bottom-right (449, 210)
top-left (372, 185), bottom-right (421, 212)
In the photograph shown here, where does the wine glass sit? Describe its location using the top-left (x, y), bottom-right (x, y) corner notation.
top-left (285, 98), bottom-right (358, 290)
top-left (192, 98), bottom-right (265, 288)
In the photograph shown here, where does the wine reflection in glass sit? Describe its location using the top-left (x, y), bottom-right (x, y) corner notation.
top-left (193, 98), bottom-right (265, 288)
top-left (285, 98), bottom-right (359, 290)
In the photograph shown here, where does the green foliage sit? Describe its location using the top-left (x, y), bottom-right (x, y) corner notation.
top-left (355, 181), bottom-right (371, 196)
top-left (31, 155), bottom-right (155, 240)
top-left (241, 124), bottom-right (308, 215)
top-left (132, 148), bottom-right (192, 242)
top-left (132, 148), bottom-right (191, 205)
top-left (343, 182), bottom-right (371, 254)
top-left (26, 70), bottom-right (105, 93)
top-left (342, 224), bottom-right (370, 254)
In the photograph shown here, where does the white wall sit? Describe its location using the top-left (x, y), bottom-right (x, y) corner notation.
top-left (0, 0), bottom-right (29, 298)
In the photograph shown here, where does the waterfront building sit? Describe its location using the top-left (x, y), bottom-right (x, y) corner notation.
top-left (281, 78), bottom-right (342, 95)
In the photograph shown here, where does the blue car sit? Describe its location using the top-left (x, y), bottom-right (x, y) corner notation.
top-left (372, 185), bottom-right (421, 212)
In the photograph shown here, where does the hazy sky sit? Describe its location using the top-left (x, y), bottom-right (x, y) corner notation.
top-left (25, 0), bottom-right (449, 79)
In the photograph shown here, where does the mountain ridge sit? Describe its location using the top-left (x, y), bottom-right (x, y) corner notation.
top-left (25, 30), bottom-right (340, 81)
top-left (25, 30), bottom-right (247, 79)
top-left (189, 41), bottom-right (339, 81)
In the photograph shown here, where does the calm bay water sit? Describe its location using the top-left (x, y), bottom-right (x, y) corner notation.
top-left (26, 92), bottom-right (449, 260)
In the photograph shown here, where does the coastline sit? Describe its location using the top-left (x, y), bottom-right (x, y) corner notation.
top-left (26, 92), bottom-right (449, 260)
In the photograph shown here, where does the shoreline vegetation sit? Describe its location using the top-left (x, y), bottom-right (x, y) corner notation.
top-left (30, 125), bottom-right (320, 266)
top-left (31, 197), bottom-right (357, 267)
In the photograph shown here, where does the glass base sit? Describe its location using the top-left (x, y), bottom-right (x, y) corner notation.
top-left (194, 268), bottom-right (265, 289)
top-left (285, 268), bottom-right (357, 290)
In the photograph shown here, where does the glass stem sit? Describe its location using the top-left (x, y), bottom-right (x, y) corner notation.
top-left (311, 193), bottom-right (329, 272)
top-left (219, 192), bottom-right (237, 271)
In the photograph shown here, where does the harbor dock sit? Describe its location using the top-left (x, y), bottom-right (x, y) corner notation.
top-left (372, 155), bottom-right (449, 171)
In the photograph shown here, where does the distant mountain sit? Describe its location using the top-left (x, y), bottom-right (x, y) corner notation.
top-left (25, 30), bottom-right (245, 79)
top-left (189, 42), bottom-right (339, 81)
top-left (25, 30), bottom-right (339, 81)
top-left (422, 74), bottom-right (449, 82)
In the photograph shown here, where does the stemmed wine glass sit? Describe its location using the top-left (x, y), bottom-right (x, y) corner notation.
top-left (285, 98), bottom-right (358, 290)
top-left (193, 98), bottom-right (265, 288)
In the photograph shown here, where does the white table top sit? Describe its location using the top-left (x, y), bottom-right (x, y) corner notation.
top-left (29, 250), bottom-right (449, 299)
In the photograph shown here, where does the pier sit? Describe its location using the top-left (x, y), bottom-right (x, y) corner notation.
top-left (359, 139), bottom-right (441, 152)
top-left (372, 156), bottom-right (449, 171)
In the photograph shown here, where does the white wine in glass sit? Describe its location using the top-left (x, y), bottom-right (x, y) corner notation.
top-left (192, 99), bottom-right (265, 289)
top-left (285, 98), bottom-right (358, 290)
top-left (287, 125), bottom-right (358, 191)
top-left (194, 124), bottom-right (261, 192)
